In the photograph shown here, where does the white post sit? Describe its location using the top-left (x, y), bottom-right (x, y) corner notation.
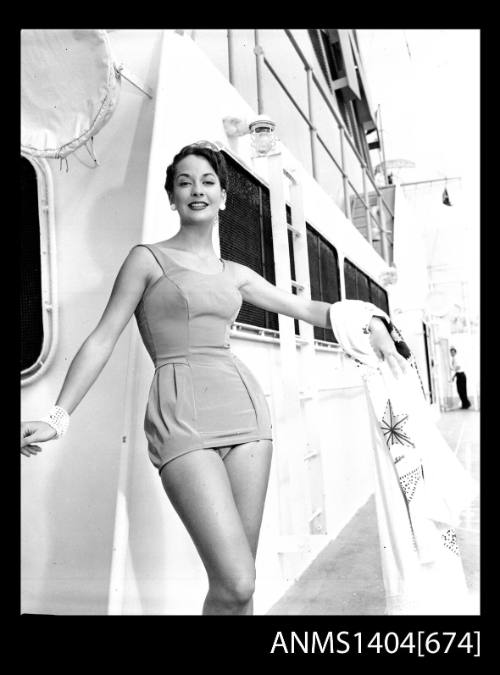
top-left (106, 29), bottom-right (168, 615)
top-left (265, 151), bottom-right (309, 579)
top-left (289, 173), bottom-right (327, 536)
top-left (107, 327), bottom-right (139, 614)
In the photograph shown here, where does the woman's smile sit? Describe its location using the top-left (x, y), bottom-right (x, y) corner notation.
top-left (172, 155), bottom-right (226, 219)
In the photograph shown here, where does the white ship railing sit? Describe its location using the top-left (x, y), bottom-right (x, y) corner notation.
top-left (224, 28), bottom-right (395, 262)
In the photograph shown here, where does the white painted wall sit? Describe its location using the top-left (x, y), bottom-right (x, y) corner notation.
top-left (21, 29), bottom-right (164, 615)
top-left (116, 32), bottom-right (383, 615)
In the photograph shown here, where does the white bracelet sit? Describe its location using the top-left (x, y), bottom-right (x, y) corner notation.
top-left (41, 405), bottom-right (70, 439)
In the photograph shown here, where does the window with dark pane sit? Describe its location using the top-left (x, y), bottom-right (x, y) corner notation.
top-left (356, 267), bottom-right (370, 302)
top-left (344, 258), bottom-right (357, 298)
top-left (306, 224), bottom-right (340, 342)
top-left (345, 258), bottom-right (369, 301)
top-left (369, 278), bottom-right (390, 315)
top-left (21, 156), bottom-right (44, 372)
top-left (345, 258), bottom-right (391, 315)
top-left (219, 152), bottom-right (278, 331)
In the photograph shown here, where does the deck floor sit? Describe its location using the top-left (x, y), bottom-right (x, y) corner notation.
top-left (266, 407), bottom-right (480, 615)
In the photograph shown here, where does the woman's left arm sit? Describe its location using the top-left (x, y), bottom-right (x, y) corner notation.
top-left (234, 263), bottom-right (406, 376)
top-left (234, 262), bottom-right (330, 326)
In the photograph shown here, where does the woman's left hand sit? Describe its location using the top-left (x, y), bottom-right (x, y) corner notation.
top-left (368, 317), bottom-right (408, 378)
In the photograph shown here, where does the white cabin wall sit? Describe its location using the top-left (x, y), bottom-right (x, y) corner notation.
top-left (116, 33), bottom-right (383, 615)
top-left (116, 32), bottom-right (282, 615)
top-left (21, 30), bottom-right (164, 614)
top-left (22, 29), bottom-right (397, 616)
top-left (316, 358), bottom-right (376, 532)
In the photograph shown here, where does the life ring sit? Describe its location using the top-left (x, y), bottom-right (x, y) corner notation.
top-left (21, 29), bottom-right (121, 160)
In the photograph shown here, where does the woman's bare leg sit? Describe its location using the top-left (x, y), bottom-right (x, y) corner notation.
top-left (160, 447), bottom-right (266, 615)
top-left (222, 439), bottom-right (273, 615)
top-left (223, 439), bottom-right (273, 556)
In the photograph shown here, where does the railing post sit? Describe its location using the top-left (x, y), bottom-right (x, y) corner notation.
top-left (338, 126), bottom-right (351, 221)
top-left (377, 104), bottom-right (390, 186)
top-left (227, 30), bottom-right (235, 86)
top-left (362, 165), bottom-right (373, 245)
top-left (266, 151), bottom-right (310, 544)
top-left (305, 66), bottom-right (317, 180)
top-left (257, 29), bottom-right (395, 232)
top-left (254, 30), bottom-right (264, 114)
top-left (378, 190), bottom-right (390, 263)
top-left (376, 192), bottom-right (383, 254)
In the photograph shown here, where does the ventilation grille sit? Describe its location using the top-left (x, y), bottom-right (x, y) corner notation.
top-left (307, 225), bottom-right (340, 342)
top-left (219, 153), bottom-right (278, 331)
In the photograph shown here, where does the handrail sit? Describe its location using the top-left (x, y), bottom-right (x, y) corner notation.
top-left (283, 29), bottom-right (395, 220)
top-left (262, 56), bottom-right (312, 128)
top-left (347, 176), bottom-right (369, 212)
top-left (261, 49), bottom-right (390, 227)
top-left (284, 32), bottom-right (365, 162)
top-left (252, 29), bottom-right (395, 262)
top-left (315, 132), bottom-right (344, 175)
top-left (311, 70), bottom-right (394, 220)
top-left (283, 28), bottom-right (310, 70)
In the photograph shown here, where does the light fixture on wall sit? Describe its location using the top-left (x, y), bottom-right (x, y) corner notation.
top-left (248, 115), bottom-right (278, 156)
top-left (223, 114), bottom-right (279, 157)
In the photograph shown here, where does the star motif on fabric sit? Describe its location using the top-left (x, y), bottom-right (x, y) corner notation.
top-left (441, 528), bottom-right (460, 556)
top-left (399, 466), bottom-right (422, 502)
top-left (380, 400), bottom-right (415, 448)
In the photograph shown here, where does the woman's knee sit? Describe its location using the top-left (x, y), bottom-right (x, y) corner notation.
top-left (231, 574), bottom-right (256, 604)
top-left (211, 570), bottom-right (256, 606)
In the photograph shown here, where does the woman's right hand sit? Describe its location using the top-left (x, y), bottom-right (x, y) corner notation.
top-left (21, 422), bottom-right (57, 457)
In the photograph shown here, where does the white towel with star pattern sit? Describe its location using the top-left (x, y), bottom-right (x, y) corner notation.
top-left (329, 300), bottom-right (477, 614)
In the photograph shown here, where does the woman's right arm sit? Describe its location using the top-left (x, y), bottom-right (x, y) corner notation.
top-left (21, 246), bottom-right (154, 455)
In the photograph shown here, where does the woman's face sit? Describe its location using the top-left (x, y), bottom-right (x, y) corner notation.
top-left (170, 154), bottom-right (226, 224)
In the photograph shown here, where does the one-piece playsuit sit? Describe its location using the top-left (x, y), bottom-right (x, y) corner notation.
top-left (133, 244), bottom-right (273, 474)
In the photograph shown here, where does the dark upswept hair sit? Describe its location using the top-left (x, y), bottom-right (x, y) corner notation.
top-left (164, 143), bottom-right (229, 197)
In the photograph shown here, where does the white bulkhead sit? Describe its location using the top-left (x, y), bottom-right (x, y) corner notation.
top-left (21, 29), bottom-right (434, 614)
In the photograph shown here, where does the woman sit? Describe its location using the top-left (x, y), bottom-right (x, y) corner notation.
top-left (21, 142), bottom-right (405, 615)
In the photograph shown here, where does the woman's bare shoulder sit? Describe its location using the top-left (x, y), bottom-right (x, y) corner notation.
top-left (127, 243), bottom-right (155, 264)
top-left (224, 260), bottom-right (255, 287)
top-left (122, 244), bottom-right (160, 281)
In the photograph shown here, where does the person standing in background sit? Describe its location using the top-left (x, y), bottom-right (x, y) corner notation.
top-left (450, 347), bottom-right (471, 409)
